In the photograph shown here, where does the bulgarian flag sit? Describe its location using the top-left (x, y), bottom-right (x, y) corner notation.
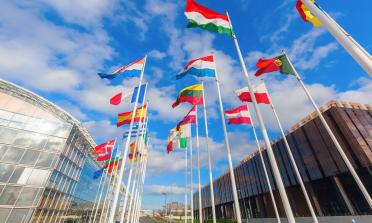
top-left (172, 84), bottom-right (203, 108)
top-left (185, 0), bottom-right (234, 37)
top-left (167, 138), bottom-right (187, 154)
top-left (254, 54), bottom-right (296, 77)
top-left (105, 156), bottom-right (119, 173)
top-left (167, 124), bottom-right (190, 154)
top-left (234, 83), bottom-right (270, 104)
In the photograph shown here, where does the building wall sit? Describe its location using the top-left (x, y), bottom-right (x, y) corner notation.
top-left (193, 100), bottom-right (372, 220)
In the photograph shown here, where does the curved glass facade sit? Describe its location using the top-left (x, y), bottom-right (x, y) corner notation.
top-left (193, 100), bottom-right (372, 221)
top-left (0, 80), bottom-right (128, 223)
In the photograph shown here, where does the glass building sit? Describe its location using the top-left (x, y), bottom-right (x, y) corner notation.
top-left (193, 100), bottom-right (372, 221)
top-left (0, 79), bottom-right (130, 223)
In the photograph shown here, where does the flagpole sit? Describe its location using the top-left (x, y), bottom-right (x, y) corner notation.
top-left (261, 79), bottom-right (318, 223)
top-left (284, 50), bottom-right (372, 209)
top-left (104, 172), bottom-right (117, 222)
top-left (246, 102), bottom-right (280, 223)
top-left (132, 158), bottom-right (146, 223)
top-left (99, 171), bottom-right (114, 223)
top-left (93, 171), bottom-right (108, 223)
top-left (301, 0), bottom-right (372, 78)
top-left (195, 105), bottom-right (203, 223)
top-left (201, 80), bottom-right (217, 223)
top-left (89, 168), bottom-right (105, 222)
top-left (226, 11), bottom-right (296, 223)
top-left (110, 54), bottom-right (148, 223)
top-left (185, 143), bottom-right (188, 223)
top-left (126, 111), bottom-right (150, 223)
top-left (212, 52), bottom-right (242, 223)
top-left (190, 124), bottom-right (194, 223)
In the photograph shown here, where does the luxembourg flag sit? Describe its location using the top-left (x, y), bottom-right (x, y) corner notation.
top-left (225, 105), bottom-right (252, 125)
top-left (110, 84), bottom-right (146, 105)
top-left (98, 57), bottom-right (144, 79)
top-left (176, 55), bottom-right (215, 80)
top-left (233, 83), bottom-right (270, 104)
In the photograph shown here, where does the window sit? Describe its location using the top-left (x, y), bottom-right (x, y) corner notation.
top-left (13, 131), bottom-right (34, 147)
top-left (29, 134), bottom-right (48, 150)
top-left (7, 208), bottom-right (31, 223)
top-left (26, 169), bottom-right (50, 186)
top-left (44, 137), bottom-right (65, 152)
top-left (3, 147), bottom-right (26, 163)
top-left (16, 187), bottom-right (41, 206)
top-left (19, 149), bottom-right (41, 166)
top-left (0, 128), bottom-right (19, 144)
top-left (0, 164), bottom-right (15, 183)
top-left (0, 186), bottom-right (22, 205)
top-left (0, 208), bottom-right (11, 222)
top-left (0, 144), bottom-right (10, 160)
top-left (37, 120), bottom-right (55, 135)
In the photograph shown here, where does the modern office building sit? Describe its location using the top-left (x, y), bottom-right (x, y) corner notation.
top-left (193, 100), bottom-right (372, 221)
top-left (0, 79), bottom-right (130, 222)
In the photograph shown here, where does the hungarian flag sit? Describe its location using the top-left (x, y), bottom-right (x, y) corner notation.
top-left (296, 0), bottom-right (323, 27)
top-left (225, 105), bottom-right (252, 125)
top-left (117, 105), bottom-right (147, 127)
top-left (172, 84), bottom-right (203, 108)
top-left (176, 106), bottom-right (196, 131)
top-left (234, 83), bottom-right (270, 104)
top-left (254, 54), bottom-right (296, 77)
top-left (185, 0), bottom-right (234, 37)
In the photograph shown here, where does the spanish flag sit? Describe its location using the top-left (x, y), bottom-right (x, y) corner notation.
top-left (117, 105), bottom-right (146, 127)
top-left (172, 84), bottom-right (203, 108)
top-left (296, 0), bottom-right (323, 27)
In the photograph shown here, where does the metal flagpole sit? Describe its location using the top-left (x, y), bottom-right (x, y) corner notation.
top-left (225, 11), bottom-right (296, 223)
top-left (126, 111), bottom-right (150, 223)
top-left (246, 102), bottom-right (280, 223)
top-left (119, 97), bottom-right (149, 223)
top-left (99, 172), bottom-right (114, 223)
top-left (261, 79), bottom-right (318, 223)
top-left (109, 54), bottom-right (148, 223)
top-left (195, 105), bottom-right (203, 223)
top-left (130, 148), bottom-right (147, 223)
top-left (284, 50), bottom-right (372, 209)
top-left (301, 0), bottom-right (372, 78)
top-left (201, 80), bottom-right (216, 223)
top-left (212, 52), bottom-right (242, 223)
top-left (132, 161), bottom-right (145, 223)
top-left (89, 169), bottom-right (104, 222)
top-left (185, 143), bottom-right (188, 223)
top-left (104, 172), bottom-right (117, 222)
top-left (93, 171), bottom-right (108, 223)
top-left (190, 125), bottom-right (194, 223)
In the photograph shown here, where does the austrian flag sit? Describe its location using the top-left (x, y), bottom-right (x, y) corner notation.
top-left (176, 106), bottom-right (197, 131)
top-left (225, 105), bottom-right (252, 125)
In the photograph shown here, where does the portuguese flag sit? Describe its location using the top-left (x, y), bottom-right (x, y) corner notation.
top-left (254, 54), bottom-right (296, 77)
top-left (172, 84), bottom-right (203, 108)
top-left (185, 0), bottom-right (234, 37)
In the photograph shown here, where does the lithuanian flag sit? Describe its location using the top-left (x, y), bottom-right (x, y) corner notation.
top-left (117, 105), bottom-right (147, 127)
top-left (105, 157), bottom-right (119, 173)
top-left (172, 84), bottom-right (203, 108)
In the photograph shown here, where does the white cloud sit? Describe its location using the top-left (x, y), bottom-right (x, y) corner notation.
top-left (144, 185), bottom-right (191, 196)
top-left (148, 50), bottom-right (167, 59)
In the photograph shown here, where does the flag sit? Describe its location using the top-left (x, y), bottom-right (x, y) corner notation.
top-left (93, 139), bottom-right (116, 154)
top-left (254, 54), bottom-right (296, 77)
top-left (144, 131), bottom-right (148, 145)
top-left (117, 105), bottom-right (147, 127)
top-left (296, 0), bottom-right (323, 27)
top-left (97, 144), bottom-right (118, 162)
top-left (93, 168), bottom-right (104, 179)
top-left (98, 57), bottom-right (145, 79)
top-left (105, 157), bottom-right (119, 173)
top-left (225, 105), bottom-right (252, 125)
top-left (113, 158), bottom-right (122, 171)
top-left (172, 84), bottom-right (203, 108)
top-left (167, 138), bottom-right (187, 154)
top-left (233, 83), bottom-right (270, 104)
top-left (177, 56), bottom-right (215, 80)
top-left (176, 106), bottom-right (196, 131)
top-left (130, 138), bottom-right (145, 155)
top-left (185, 0), bottom-right (234, 37)
top-left (168, 124), bottom-right (191, 142)
top-left (123, 124), bottom-right (146, 138)
top-left (129, 152), bottom-right (147, 163)
top-left (110, 84), bottom-right (146, 105)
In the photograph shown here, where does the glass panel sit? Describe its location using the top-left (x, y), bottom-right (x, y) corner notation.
top-left (37, 120), bottom-right (55, 135)
top-left (0, 110), bottom-right (13, 120)
top-left (0, 144), bottom-right (10, 161)
top-left (7, 121), bottom-right (18, 128)
top-left (0, 164), bottom-right (15, 183)
top-left (35, 152), bottom-right (48, 167)
top-left (0, 208), bottom-right (11, 222)
top-left (29, 134), bottom-right (48, 150)
top-left (17, 168), bottom-right (33, 185)
top-left (44, 137), bottom-right (65, 152)
top-left (0, 128), bottom-right (19, 144)
top-left (43, 153), bottom-right (55, 168)
top-left (0, 186), bottom-right (23, 205)
top-left (11, 113), bottom-right (28, 123)
top-left (19, 149), bottom-right (41, 166)
top-left (8, 167), bottom-right (25, 184)
top-left (3, 147), bottom-right (26, 163)
top-left (6, 208), bottom-right (30, 223)
top-left (16, 187), bottom-right (40, 206)
top-left (51, 123), bottom-right (64, 136)
top-left (13, 131), bottom-right (34, 147)
top-left (26, 169), bottom-right (50, 186)
top-left (50, 154), bottom-right (59, 169)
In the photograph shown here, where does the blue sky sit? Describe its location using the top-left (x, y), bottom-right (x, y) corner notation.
top-left (1, 0), bottom-right (372, 211)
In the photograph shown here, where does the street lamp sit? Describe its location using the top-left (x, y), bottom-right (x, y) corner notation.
top-left (162, 193), bottom-right (167, 221)
top-left (171, 182), bottom-right (177, 221)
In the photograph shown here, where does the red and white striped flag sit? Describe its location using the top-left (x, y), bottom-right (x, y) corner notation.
top-left (176, 106), bottom-right (196, 131)
top-left (233, 83), bottom-right (270, 104)
top-left (225, 105), bottom-right (252, 125)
